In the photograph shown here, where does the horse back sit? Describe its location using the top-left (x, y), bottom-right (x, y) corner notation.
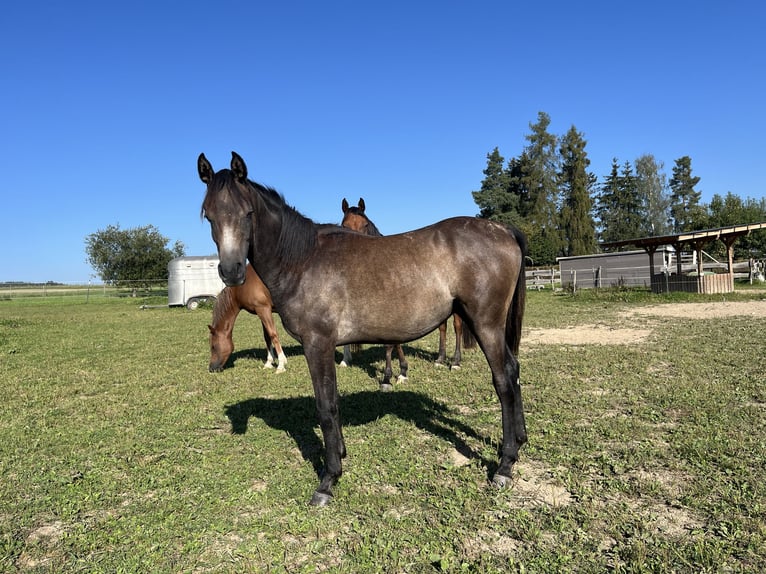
top-left (281, 217), bottom-right (524, 344)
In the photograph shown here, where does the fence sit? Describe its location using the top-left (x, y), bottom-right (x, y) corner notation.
top-left (525, 268), bottom-right (560, 290)
top-left (0, 281), bottom-right (168, 302)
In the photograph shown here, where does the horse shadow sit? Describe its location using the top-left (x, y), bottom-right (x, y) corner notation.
top-left (224, 390), bottom-right (496, 479)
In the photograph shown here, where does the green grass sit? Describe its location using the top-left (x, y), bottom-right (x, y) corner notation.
top-left (1, 289), bottom-right (765, 572)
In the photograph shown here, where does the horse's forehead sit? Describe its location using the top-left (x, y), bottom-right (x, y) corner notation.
top-left (204, 181), bottom-right (251, 216)
top-left (341, 210), bottom-right (367, 230)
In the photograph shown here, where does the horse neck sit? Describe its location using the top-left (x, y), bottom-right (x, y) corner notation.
top-left (249, 186), bottom-right (319, 297)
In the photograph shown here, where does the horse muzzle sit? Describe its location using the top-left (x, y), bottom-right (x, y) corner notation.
top-left (218, 261), bottom-right (246, 287)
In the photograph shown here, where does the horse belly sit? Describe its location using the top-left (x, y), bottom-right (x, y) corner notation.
top-left (335, 291), bottom-right (453, 345)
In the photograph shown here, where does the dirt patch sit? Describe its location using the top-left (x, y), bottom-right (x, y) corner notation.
top-left (527, 299), bottom-right (766, 346)
top-left (511, 460), bottom-right (572, 509)
top-left (627, 299), bottom-right (766, 320)
top-left (525, 325), bottom-right (651, 346)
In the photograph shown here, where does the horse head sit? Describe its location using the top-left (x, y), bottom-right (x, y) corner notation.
top-left (341, 197), bottom-right (371, 234)
top-left (207, 324), bottom-right (234, 372)
top-left (199, 152), bottom-right (253, 286)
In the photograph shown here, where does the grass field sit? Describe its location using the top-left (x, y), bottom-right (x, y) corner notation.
top-left (1, 288), bottom-right (765, 572)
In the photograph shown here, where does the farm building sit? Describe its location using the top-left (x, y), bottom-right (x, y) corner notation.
top-left (600, 222), bottom-right (766, 294)
top-left (558, 248), bottom-right (672, 290)
top-left (168, 255), bottom-right (225, 309)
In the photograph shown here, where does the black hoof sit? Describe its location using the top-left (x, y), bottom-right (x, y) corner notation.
top-left (379, 383), bottom-right (394, 392)
top-left (492, 473), bottom-right (512, 488)
top-left (309, 491), bottom-right (333, 506)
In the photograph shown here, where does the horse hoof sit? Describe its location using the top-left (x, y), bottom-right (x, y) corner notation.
top-left (339, 361), bottom-right (349, 368)
top-left (309, 491), bottom-right (333, 506)
top-left (397, 375), bottom-right (408, 383)
top-left (492, 473), bottom-right (512, 488)
top-left (451, 365), bottom-right (461, 370)
top-left (263, 363), bottom-right (274, 369)
top-left (379, 383), bottom-right (394, 393)
top-left (434, 361), bottom-right (447, 368)
top-left (276, 367), bottom-right (286, 374)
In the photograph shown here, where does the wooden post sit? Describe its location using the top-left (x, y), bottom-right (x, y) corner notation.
top-left (645, 246), bottom-right (657, 293)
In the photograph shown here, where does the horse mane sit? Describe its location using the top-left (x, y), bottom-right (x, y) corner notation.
top-left (364, 216), bottom-right (383, 237)
top-left (211, 285), bottom-right (236, 326)
top-left (202, 169), bottom-right (320, 268)
top-left (253, 183), bottom-right (320, 266)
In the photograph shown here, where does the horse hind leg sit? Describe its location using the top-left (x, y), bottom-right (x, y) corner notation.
top-left (395, 344), bottom-right (408, 383)
top-left (435, 321), bottom-right (448, 367)
top-left (474, 327), bottom-right (527, 486)
top-left (451, 314), bottom-right (477, 370)
top-left (340, 345), bottom-right (352, 367)
top-left (451, 314), bottom-right (462, 370)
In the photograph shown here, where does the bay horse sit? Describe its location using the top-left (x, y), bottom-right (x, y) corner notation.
top-left (198, 152), bottom-right (528, 506)
top-left (208, 264), bottom-right (287, 373)
top-left (341, 197), bottom-right (476, 370)
top-left (339, 197), bottom-right (407, 389)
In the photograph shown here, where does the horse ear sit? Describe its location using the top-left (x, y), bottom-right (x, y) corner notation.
top-left (198, 153), bottom-right (214, 184)
top-left (358, 198), bottom-right (365, 213)
top-left (342, 198), bottom-right (349, 213)
top-left (231, 151), bottom-right (248, 181)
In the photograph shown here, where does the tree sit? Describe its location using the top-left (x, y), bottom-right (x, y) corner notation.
top-left (634, 154), bottom-right (671, 236)
top-left (558, 126), bottom-right (596, 256)
top-left (520, 112), bottom-right (562, 264)
top-left (472, 147), bottom-right (516, 224)
top-left (669, 156), bottom-right (704, 232)
top-left (596, 159), bottom-right (643, 246)
top-left (706, 192), bottom-right (766, 258)
top-left (85, 224), bottom-right (185, 286)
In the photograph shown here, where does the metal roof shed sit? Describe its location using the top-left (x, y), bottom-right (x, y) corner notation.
top-left (558, 248), bottom-right (670, 290)
top-left (600, 222), bottom-right (766, 294)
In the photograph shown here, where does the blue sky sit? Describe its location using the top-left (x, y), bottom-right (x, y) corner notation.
top-left (2, 1), bottom-right (765, 283)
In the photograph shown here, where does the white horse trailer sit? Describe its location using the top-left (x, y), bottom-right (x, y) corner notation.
top-left (168, 256), bottom-right (225, 310)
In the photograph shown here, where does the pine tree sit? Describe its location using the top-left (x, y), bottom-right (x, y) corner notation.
top-left (472, 147), bottom-right (515, 223)
top-left (596, 159), bottom-right (621, 244)
top-left (596, 159), bottom-right (643, 246)
top-left (521, 112), bottom-right (561, 264)
top-left (617, 160), bottom-right (644, 240)
top-left (669, 156), bottom-right (703, 232)
top-left (558, 126), bottom-right (596, 256)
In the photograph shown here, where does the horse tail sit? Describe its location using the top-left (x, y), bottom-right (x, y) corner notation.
top-left (506, 227), bottom-right (528, 357)
top-left (462, 325), bottom-right (477, 350)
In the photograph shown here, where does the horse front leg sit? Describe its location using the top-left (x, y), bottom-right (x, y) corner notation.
top-left (261, 323), bottom-right (276, 369)
top-left (259, 312), bottom-right (286, 372)
top-left (304, 339), bottom-right (347, 506)
top-left (271, 338), bottom-right (287, 373)
top-left (381, 345), bottom-right (395, 392)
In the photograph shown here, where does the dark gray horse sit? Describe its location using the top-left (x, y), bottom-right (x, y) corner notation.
top-left (198, 152), bottom-right (528, 506)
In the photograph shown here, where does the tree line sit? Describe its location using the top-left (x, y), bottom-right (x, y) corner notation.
top-left (472, 111), bottom-right (766, 265)
top-left (86, 115), bottom-right (766, 285)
